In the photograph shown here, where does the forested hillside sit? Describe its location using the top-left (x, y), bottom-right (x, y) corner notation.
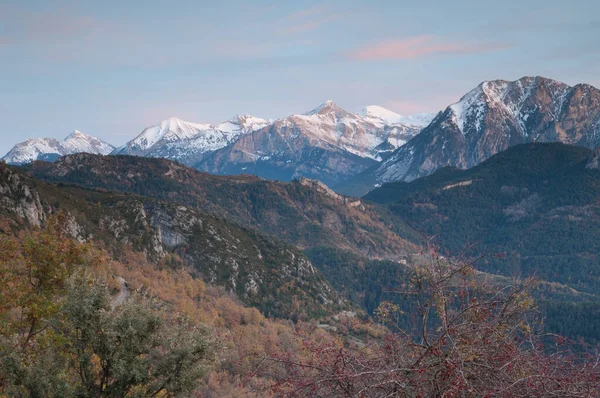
top-left (19, 147), bottom-right (600, 345)
top-left (365, 143), bottom-right (600, 293)
top-left (364, 143), bottom-right (600, 345)
top-left (1, 162), bottom-right (346, 320)
top-left (26, 153), bottom-right (417, 260)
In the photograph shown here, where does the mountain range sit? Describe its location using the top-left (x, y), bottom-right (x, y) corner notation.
top-left (339, 76), bottom-right (600, 195)
top-left (196, 101), bottom-right (433, 186)
top-left (2, 130), bottom-right (114, 164)
top-left (365, 142), bottom-right (600, 288)
top-left (2, 102), bottom-right (434, 187)
top-left (3, 76), bottom-right (600, 197)
top-left (111, 114), bottom-right (270, 165)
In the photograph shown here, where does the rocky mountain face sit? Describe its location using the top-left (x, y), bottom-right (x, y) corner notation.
top-left (26, 153), bottom-right (417, 260)
top-left (586, 147), bottom-right (600, 169)
top-left (0, 161), bottom-right (345, 318)
top-left (112, 115), bottom-right (269, 165)
top-left (0, 163), bottom-right (45, 226)
top-left (196, 101), bottom-right (433, 186)
top-left (2, 131), bottom-right (115, 165)
top-left (338, 77), bottom-right (600, 196)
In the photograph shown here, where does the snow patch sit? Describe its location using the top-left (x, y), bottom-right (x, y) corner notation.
top-left (360, 105), bottom-right (434, 128)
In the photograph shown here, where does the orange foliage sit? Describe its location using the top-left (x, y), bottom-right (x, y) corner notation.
top-left (0, 215), bottom-right (384, 397)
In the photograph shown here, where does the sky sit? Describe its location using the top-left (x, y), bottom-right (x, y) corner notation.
top-left (1, 0), bottom-right (599, 154)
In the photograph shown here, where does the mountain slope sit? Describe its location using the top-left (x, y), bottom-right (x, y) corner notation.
top-left (112, 115), bottom-right (269, 165)
top-left (0, 161), bottom-right (345, 319)
top-left (196, 101), bottom-right (433, 186)
top-left (13, 147), bottom-right (600, 345)
top-left (364, 142), bottom-right (600, 294)
top-left (2, 131), bottom-right (115, 164)
top-left (338, 77), bottom-right (600, 196)
top-left (25, 153), bottom-right (417, 260)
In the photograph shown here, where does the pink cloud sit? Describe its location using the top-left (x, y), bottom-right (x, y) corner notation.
top-left (26, 13), bottom-right (96, 38)
top-left (349, 35), bottom-right (511, 61)
top-left (0, 37), bottom-right (17, 45)
top-left (0, 6), bottom-right (102, 46)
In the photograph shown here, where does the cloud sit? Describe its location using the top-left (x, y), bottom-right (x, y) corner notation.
top-left (0, 6), bottom-right (103, 46)
top-left (281, 14), bottom-right (343, 34)
top-left (27, 14), bottom-right (96, 38)
top-left (348, 35), bottom-right (511, 61)
top-left (242, 2), bottom-right (281, 18)
top-left (0, 37), bottom-right (17, 46)
top-left (277, 3), bottom-right (345, 34)
top-left (287, 4), bottom-right (330, 20)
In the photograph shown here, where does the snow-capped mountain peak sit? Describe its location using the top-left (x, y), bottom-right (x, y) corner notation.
top-left (360, 105), bottom-right (403, 125)
top-left (339, 76), bottom-right (600, 195)
top-left (305, 100), bottom-right (347, 116)
top-left (217, 114), bottom-right (269, 135)
top-left (2, 131), bottom-right (115, 165)
top-left (124, 117), bottom-right (213, 152)
top-left (196, 100), bottom-right (439, 186)
top-left (62, 130), bottom-right (115, 154)
top-left (113, 114), bottom-right (270, 165)
top-left (449, 76), bottom-right (571, 136)
top-left (162, 116), bottom-right (211, 132)
top-left (360, 105), bottom-right (435, 128)
top-left (65, 129), bottom-right (87, 139)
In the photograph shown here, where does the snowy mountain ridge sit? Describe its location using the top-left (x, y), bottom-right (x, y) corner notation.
top-left (111, 115), bottom-right (270, 165)
top-left (196, 101), bottom-right (436, 186)
top-left (3, 103), bottom-right (433, 171)
top-left (2, 131), bottom-right (115, 165)
top-left (275, 101), bottom-right (435, 161)
top-left (337, 76), bottom-right (600, 196)
top-left (449, 78), bottom-right (571, 136)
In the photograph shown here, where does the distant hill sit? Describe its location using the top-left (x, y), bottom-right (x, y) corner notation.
top-left (25, 153), bottom-right (417, 260)
top-left (0, 161), bottom-right (345, 319)
top-left (365, 142), bottom-right (600, 295)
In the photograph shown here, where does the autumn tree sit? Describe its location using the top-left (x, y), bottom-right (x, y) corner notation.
top-left (0, 214), bottom-right (91, 350)
top-left (0, 215), bottom-right (216, 397)
top-left (261, 248), bottom-right (600, 397)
